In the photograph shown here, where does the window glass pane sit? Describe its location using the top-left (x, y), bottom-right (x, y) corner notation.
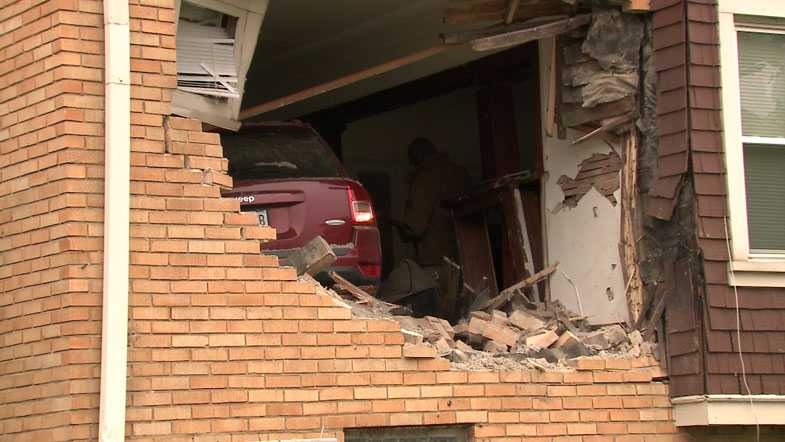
top-left (738, 32), bottom-right (785, 138)
top-left (222, 126), bottom-right (344, 180)
top-left (744, 144), bottom-right (785, 252)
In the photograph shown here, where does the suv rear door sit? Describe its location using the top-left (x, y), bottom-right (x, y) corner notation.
top-left (221, 124), bottom-right (354, 250)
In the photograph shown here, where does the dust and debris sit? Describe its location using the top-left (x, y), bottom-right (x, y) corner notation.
top-left (305, 275), bottom-right (656, 371)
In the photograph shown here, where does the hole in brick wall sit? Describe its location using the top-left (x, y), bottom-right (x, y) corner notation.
top-left (221, 43), bottom-right (545, 325)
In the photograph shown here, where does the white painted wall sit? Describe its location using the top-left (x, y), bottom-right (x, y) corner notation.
top-left (342, 87), bottom-right (483, 263)
top-left (539, 38), bottom-right (629, 325)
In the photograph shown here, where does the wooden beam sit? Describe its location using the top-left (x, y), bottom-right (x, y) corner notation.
top-left (441, 15), bottom-right (568, 44)
top-left (444, 0), bottom-right (567, 25)
top-left (470, 14), bottom-right (591, 52)
top-left (545, 38), bottom-right (557, 138)
top-left (239, 46), bottom-right (448, 120)
top-left (505, 0), bottom-right (520, 23)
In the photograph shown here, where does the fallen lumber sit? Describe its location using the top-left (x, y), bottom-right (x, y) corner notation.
top-left (474, 262), bottom-right (559, 311)
top-left (329, 271), bottom-right (377, 304)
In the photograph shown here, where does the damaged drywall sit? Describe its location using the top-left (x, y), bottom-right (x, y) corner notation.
top-left (540, 37), bottom-right (630, 326)
top-left (556, 151), bottom-right (623, 207)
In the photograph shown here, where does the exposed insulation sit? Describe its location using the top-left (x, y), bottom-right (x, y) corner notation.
top-left (559, 7), bottom-right (644, 129)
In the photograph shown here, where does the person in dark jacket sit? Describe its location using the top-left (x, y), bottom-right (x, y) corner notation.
top-left (400, 137), bottom-right (471, 267)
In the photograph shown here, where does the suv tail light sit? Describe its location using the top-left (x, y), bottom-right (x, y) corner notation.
top-left (358, 263), bottom-right (381, 278)
top-left (347, 186), bottom-right (375, 224)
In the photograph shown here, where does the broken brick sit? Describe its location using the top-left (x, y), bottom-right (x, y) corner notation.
top-left (402, 343), bottom-right (437, 358)
top-left (525, 330), bottom-right (559, 349)
top-left (508, 310), bottom-right (546, 331)
top-left (481, 322), bottom-right (520, 348)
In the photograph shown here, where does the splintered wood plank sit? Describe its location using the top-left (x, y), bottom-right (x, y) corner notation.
top-left (470, 14), bottom-right (591, 52)
top-left (510, 187), bottom-right (539, 299)
top-left (442, 14), bottom-right (568, 44)
top-left (561, 95), bottom-right (635, 128)
top-left (452, 213), bottom-right (499, 298)
top-left (475, 262), bottom-right (558, 311)
top-left (329, 271), bottom-right (375, 303)
top-left (571, 113), bottom-right (635, 145)
top-left (506, 0), bottom-right (521, 23)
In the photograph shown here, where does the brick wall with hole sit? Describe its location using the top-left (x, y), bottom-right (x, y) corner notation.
top-left (0, 1), bottom-right (759, 441)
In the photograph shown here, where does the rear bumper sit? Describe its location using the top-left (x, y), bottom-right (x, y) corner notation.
top-left (268, 226), bottom-right (381, 286)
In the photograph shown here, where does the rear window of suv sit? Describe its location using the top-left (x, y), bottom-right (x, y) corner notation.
top-left (222, 126), bottom-right (343, 180)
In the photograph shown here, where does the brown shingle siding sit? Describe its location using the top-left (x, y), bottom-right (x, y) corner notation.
top-left (686, 0), bottom-right (785, 396)
top-left (654, 3), bottom-right (685, 27)
top-left (654, 22), bottom-right (687, 49)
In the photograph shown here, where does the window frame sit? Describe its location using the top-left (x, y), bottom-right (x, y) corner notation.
top-left (719, 1), bottom-right (785, 283)
top-left (172, 0), bottom-right (266, 130)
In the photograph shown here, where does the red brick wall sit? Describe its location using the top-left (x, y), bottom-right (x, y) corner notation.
top-left (0, 0), bottom-right (105, 440)
top-left (118, 2), bottom-right (679, 439)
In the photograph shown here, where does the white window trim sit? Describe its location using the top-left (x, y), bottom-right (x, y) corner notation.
top-left (718, 1), bottom-right (785, 286)
top-left (672, 395), bottom-right (785, 426)
top-left (172, 0), bottom-right (266, 130)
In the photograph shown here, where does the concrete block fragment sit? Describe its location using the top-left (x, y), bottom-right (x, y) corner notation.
top-left (402, 343), bottom-right (437, 358)
top-left (287, 236), bottom-right (336, 276)
top-left (508, 310), bottom-right (546, 331)
top-left (525, 330), bottom-right (559, 349)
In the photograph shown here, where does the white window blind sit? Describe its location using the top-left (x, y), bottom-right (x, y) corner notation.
top-left (738, 31), bottom-right (785, 252)
top-left (738, 32), bottom-right (785, 137)
top-left (176, 6), bottom-right (239, 99)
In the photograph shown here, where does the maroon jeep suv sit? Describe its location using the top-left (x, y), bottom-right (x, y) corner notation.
top-left (221, 122), bottom-right (382, 285)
